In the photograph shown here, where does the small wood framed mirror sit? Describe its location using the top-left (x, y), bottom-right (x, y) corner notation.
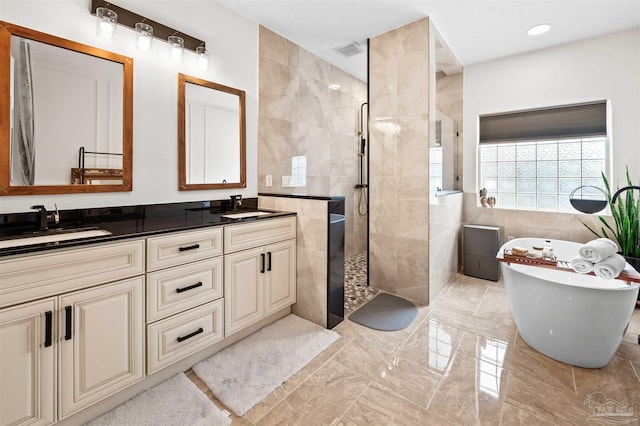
top-left (0, 21), bottom-right (133, 195)
top-left (178, 73), bottom-right (246, 190)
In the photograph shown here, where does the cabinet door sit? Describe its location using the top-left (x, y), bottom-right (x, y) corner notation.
top-left (264, 239), bottom-right (296, 315)
top-left (58, 277), bottom-right (144, 419)
top-left (224, 247), bottom-right (264, 336)
top-left (0, 298), bottom-right (56, 426)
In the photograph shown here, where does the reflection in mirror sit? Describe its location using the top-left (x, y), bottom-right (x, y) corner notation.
top-left (0, 21), bottom-right (133, 195)
top-left (178, 73), bottom-right (246, 190)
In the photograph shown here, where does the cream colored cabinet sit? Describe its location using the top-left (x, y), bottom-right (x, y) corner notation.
top-left (224, 217), bottom-right (296, 336)
top-left (0, 240), bottom-right (145, 426)
top-left (145, 229), bottom-right (224, 374)
top-left (58, 277), bottom-right (144, 419)
top-left (0, 298), bottom-right (56, 426)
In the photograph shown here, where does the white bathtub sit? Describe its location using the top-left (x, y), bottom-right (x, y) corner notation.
top-left (499, 238), bottom-right (639, 368)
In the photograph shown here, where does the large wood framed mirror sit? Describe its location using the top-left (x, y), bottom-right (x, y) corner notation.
top-left (0, 21), bottom-right (133, 195)
top-left (178, 73), bottom-right (246, 190)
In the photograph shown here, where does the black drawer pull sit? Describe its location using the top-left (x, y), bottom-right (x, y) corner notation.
top-left (260, 253), bottom-right (265, 273)
top-left (177, 327), bottom-right (204, 343)
top-left (64, 306), bottom-right (72, 341)
top-left (267, 252), bottom-right (272, 271)
top-left (176, 282), bottom-right (203, 293)
top-left (178, 244), bottom-right (200, 252)
top-left (44, 311), bottom-right (53, 347)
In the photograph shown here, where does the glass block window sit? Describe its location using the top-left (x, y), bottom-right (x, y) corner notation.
top-left (478, 101), bottom-right (609, 212)
top-left (479, 137), bottom-right (607, 212)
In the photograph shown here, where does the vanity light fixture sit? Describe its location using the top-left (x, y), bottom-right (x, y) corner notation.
top-left (90, 0), bottom-right (206, 60)
top-left (135, 22), bottom-right (153, 51)
top-left (196, 45), bottom-right (209, 70)
top-left (527, 23), bottom-right (551, 36)
top-left (96, 7), bottom-right (117, 39)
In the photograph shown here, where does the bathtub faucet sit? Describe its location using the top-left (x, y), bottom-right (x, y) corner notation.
top-left (611, 186), bottom-right (640, 204)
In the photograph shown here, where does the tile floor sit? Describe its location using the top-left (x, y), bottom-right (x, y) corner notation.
top-left (187, 272), bottom-right (640, 425)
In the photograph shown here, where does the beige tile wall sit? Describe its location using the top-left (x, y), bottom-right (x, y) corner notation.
top-left (258, 26), bottom-right (367, 258)
top-left (369, 18), bottom-right (431, 304)
top-left (429, 193), bottom-right (463, 301)
top-left (429, 27), bottom-right (464, 302)
top-left (462, 192), bottom-right (608, 244)
top-left (259, 195), bottom-right (329, 327)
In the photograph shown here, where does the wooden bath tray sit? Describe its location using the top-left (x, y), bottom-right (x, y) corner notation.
top-left (501, 250), bottom-right (558, 267)
top-left (497, 249), bottom-right (640, 285)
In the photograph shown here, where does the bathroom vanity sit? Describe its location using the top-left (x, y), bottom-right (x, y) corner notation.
top-left (0, 202), bottom-right (296, 426)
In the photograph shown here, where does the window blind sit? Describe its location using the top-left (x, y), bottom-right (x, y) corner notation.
top-left (479, 101), bottom-right (607, 144)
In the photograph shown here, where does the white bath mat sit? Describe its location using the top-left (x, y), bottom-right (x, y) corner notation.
top-left (192, 314), bottom-right (339, 416)
top-left (84, 373), bottom-right (230, 426)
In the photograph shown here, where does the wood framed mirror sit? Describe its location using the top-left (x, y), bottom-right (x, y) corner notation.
top-left (178, 73), bottom-right (246, 190)
top-left (0, 21), bottom-right (133, 195)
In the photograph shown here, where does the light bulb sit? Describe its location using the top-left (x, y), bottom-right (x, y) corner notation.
top-left (96, 7), bottom-right (117, 39)
top-left (135, 23), bottom-right (153, 51)
top-left (168, 35), bottom-right (184, 61)
top-left (100, 21), bottom-right (114, 37)
top-left (196, 45), bottom-right (209, 70)
top-left (137, 36), bottom-right (151, 50)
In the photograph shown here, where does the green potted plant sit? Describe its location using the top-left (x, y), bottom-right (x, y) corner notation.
top-left (581, 167), bottom-right (640, 272)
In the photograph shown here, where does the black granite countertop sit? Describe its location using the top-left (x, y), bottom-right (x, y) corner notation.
top-left (0, 199), bottom-right (295, 257)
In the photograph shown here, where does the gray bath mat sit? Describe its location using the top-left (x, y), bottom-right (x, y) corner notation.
top-left (349, 293), bottom-right (418, 331)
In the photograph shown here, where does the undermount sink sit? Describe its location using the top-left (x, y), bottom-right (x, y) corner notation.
top-left (0, 228), bottom-right (112, 249)
top-left (221, 211), bottom-right (272, 219)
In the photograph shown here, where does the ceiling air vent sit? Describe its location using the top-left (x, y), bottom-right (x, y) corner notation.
top-left (333, 41), bottom-right (364, 57)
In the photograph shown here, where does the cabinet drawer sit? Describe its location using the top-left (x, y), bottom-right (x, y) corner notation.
top-left (147, 227), bottom-right (223, 271)
top-left (224, 216), bottom-right (296, 254)
top-left (147, 299), bottom-right (224, 374)
top-left (0, 239), bottom-right (145, 308)
top-left (147, 257), bottom-right (223, 322)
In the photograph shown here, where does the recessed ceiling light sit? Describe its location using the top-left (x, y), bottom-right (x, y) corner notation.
top-left (528, 23), bottom-right (551, 36)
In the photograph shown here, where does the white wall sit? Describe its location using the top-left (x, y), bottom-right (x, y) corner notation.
top-left (463, 28), bottom-right (640, 194)
top-left (1, 0), bottom-right (258, 213)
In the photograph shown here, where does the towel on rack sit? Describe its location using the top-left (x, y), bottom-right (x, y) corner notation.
top-left (570, 256), bottom-right (594, 274)
top-left (593, 253), bottom-right (626, 279)
top-left (578, 238), bottom-right (618, 263)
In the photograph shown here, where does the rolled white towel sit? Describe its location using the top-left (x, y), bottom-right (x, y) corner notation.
top-left (570, 256), bottom-right (594, 274)
top-left (578, 238), bottom-right (618, 263)
top-left (593, 253), bottom-right (626, 279)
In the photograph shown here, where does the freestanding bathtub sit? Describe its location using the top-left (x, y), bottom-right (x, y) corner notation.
top-left (499, 238), bottom-right (639, 368)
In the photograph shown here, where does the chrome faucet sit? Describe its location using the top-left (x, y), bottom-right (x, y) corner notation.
top-left (31, 204), bottom-right (59, 231)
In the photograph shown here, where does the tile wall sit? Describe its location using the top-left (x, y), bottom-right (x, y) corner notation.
top-left (429, 35), bottom-right (464, 302)
top-left (257, 27), bottom-right (368, 258)
top-left (462, 193), bottom-right (608, 244)
top-left (369, 18), bottom-right (431, 304)
top-left (259, 195), bottom-right (329, 327)
top-left (429, 193), bottom-right (464, 301)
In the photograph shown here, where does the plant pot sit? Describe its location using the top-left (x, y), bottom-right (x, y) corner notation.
top-left (622, 254), bottom-right (640, 273)
top-left (620, 254), bottom-right (640, 303)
